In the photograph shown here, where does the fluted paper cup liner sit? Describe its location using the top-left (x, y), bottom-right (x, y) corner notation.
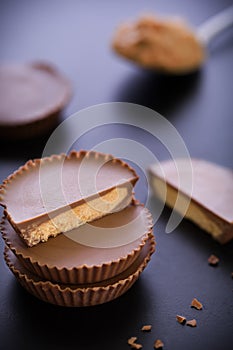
top-left (4, 233), bottom-right (155, 307)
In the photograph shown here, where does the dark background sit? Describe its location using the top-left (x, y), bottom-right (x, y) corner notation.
top-left (0, 1), bottom-right (233, 349)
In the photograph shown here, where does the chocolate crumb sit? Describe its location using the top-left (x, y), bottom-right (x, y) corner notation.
top-left (141, 325), bottom-right (152, 332)
top-left (186, 319), bottom-right (197, 327)
top-left (208, 254), bottom-right (219, 266)
top-left (128, 337), bottom-right (137, 346)
top-left (154, 339), bottom-right (164, 349)
top-left (176, 315), bottom-right (186, 324)
top-left (191, 298), bottom-right (203, 310)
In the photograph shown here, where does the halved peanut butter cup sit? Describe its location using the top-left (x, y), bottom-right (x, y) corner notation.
top-left (149, 158), bottom-right (233, 243)
top-left (0, 150), bottom-right (138, 246)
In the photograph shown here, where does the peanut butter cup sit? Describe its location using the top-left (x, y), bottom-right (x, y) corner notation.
top-left (1, 203), bottom-right (154, 284)
top-left (0, 62), bottom-right (71, 139)
top-left (4, 230), bottom-right (155, 307)
top-left (1, 150), bottom-right (156, 306)
top-left (0, 151), bottom-right (138, 246)
top-left (149, 158), bottom-right (233, 243)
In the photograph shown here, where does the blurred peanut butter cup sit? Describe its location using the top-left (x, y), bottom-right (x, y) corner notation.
top-left (0, 62), bottom-right (72, 139)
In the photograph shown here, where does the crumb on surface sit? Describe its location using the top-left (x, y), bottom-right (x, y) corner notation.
top-left (208, 254), bottom-right (220, 266)
top-left (186, 319), bottom-right (197, 327)
top-left (176, 315), bottom-right (186, 324)
top-left (141, 325), bottom-right (152, 331)
top-left (191, 298), bottom-right (203, 310)
top-left (128, 337), bottom-right (137, 345)
top-left (128, 337), bottom-right (142, 349)
top-left (131, 342), bottom-right (143, 349)
top-left (154, 339), bottom-right (164, 349)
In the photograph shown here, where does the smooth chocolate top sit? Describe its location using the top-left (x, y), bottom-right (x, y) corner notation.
top-left (0, 62), bottom-right (71, 126)
top-left (149, 158), bottom-right (233, 223)
top-left (0, 151), bottom-right (138, 223)
top-left (2, 204), bottom-right (152, 269)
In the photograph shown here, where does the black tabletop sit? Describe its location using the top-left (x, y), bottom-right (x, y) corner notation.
top-left (0, 1), bottom-right (233, 350)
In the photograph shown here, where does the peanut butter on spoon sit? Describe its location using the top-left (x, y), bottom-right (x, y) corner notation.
top-left (112, 7), bottom-right (233, 74)
top-left (113, 15), bottom-right (205, 73)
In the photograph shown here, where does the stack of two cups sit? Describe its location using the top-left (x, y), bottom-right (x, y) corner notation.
top-left (0, 150), bottom-right (155, 307)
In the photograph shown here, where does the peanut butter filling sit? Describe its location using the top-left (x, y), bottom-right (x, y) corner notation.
top-left (18, 186), bottom-right (132, 247)
top-left (112, 15), bottom-right (205, 73)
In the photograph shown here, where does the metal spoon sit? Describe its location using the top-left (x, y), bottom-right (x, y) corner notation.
top-left (197, 5), bottom-right (233, 46)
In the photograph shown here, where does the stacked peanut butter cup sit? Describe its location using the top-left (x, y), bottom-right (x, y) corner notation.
top-left (0, 150), bottom-right (155, 307)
